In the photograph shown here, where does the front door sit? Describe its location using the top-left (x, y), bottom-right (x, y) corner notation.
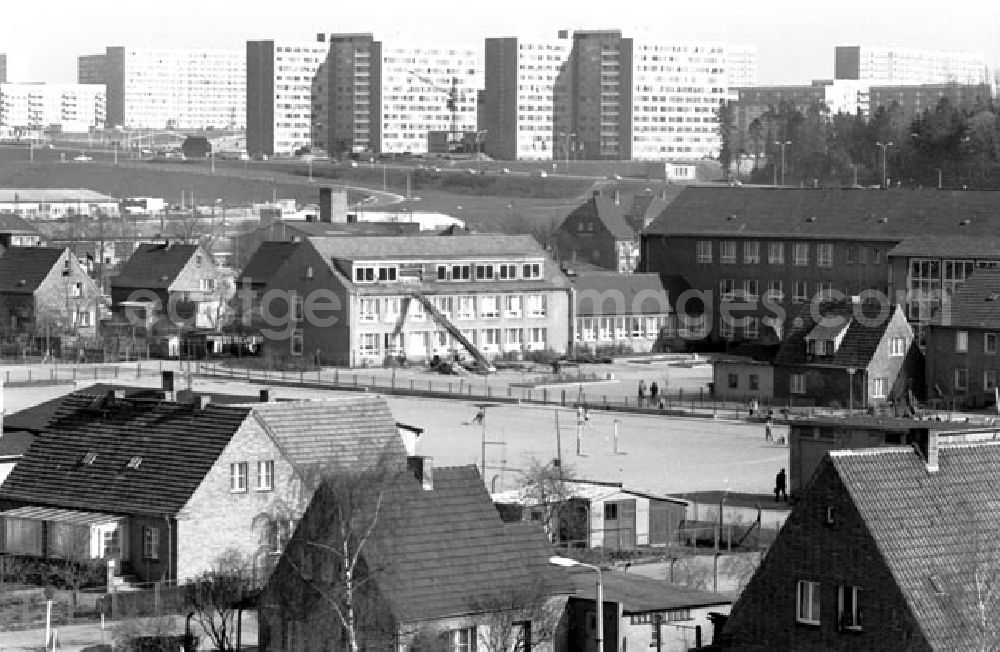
top-left (603, 499), bottom-right (636, 549)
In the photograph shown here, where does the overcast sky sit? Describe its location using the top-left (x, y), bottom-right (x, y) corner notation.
top-left (3, 0), bottom-right (999, 84)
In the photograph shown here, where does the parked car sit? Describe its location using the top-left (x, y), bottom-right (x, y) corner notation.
top-left (608, 174), bottom-right (622, 180)
top-left (500, 167), bottom-right (511, 175)
top-left (72, 154), bottom-right (93, 162)
top-left (533, 170), bottom-right (548, 178)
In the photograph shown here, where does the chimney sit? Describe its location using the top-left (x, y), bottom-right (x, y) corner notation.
top-left (194, 394), bottom-right (212, 411)
top-left (407, 456), bottom-right (434, 490)
top-left (161, 370), bottom-right (175, 401)
top-left (259, 388), bottom-right (274, 402)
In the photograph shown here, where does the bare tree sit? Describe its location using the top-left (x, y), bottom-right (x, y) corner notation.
top-left (470, 584), bottom-right (566, 652)
top-left (520, 458), bottom-right (577, 545)
top-left (183, 549), bottom-right (255, 652)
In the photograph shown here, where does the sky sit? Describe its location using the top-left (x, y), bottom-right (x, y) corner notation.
top-left (3, 0), bottom-right (1000, 84)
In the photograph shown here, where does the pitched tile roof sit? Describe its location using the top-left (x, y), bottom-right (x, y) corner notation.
top-left (0, 212), bottom-right (42, 234)
top-left (308, 234), bottom-right (546, 261)
top-left (568, 568), bottom-right (734, 613)
top-left (931, 268), bottom-right (1000, 328)
top-left (112, 243), bottom-right (199, 289)
top-left (274, 220), bottom-right (420, 238)
top-left (249, 397), bottom-right (408, 469)
top-left (645, 187), bottom-right (1000, 240)
top-left (0, 393), bottom-right (252, 515)
top-left (0, 247), bottom-right (64, 293)
top-left (365, 465), bottom-right (574, 623)
top-left (829, 442), bottom-right (1000, 650)
top-left (239, 241), bottom-right (300, 284)
top-left (889, 235), bottom-right (1000, 259)
top-left (563, 194), bottom-right (634, 240)
top-left (774, 300), bottom-right (898, 368)
top-left (0, 189), bottom-right (117, 203)
top-left (572, 271), bottom-right (674, 316)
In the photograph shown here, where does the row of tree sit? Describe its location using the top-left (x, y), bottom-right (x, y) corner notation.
top-left (718, 95), bottom-right (1000, 189)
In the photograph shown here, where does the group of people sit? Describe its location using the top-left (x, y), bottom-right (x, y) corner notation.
top-left (637, 380), bottom-right (665, 408)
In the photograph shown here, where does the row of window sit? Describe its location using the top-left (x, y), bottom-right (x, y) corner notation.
top-left (727, 372), bottom-right (762, 392)
top-left (952, 368), bottom-right (999, 392)
top-left (576, 315), bottom-right (673, 341)
top-left (353, 262), bottom-right (543, 284)
top-left (359, 328), bottom-right (549, 355)
top-left (790, 374), bottom-right (889, 398)
top-left (230, 460), bottom-right (275, 493)
top-left (954, 330), bottom-right (999, 354)
top-left (797, 580), bottom-right (862, 630)
top-left (360, 295), bottom-right (548, 321)
top-left (698, 241), bottom-right (883, 266)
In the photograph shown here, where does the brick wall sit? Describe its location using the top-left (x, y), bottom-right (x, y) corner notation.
top-left (175, 412), bottom-right (306, 580)
top-left (720, 460), bottom-right (929, 650)
top-left (927, 324), bottom-right (1000, 409)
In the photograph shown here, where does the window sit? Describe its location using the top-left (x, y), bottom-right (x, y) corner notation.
top-left (796, 580), bottom-right (821, 625)
top-left (719, 278), bottom-right (736, 301)
top-left (889, 337), bottom-right (906, 356)
top-left (451, 264), bottom-right (471, 281)
top-left (526, 294), bottom-right (546, 317)
top-left (816, 282), bottom-right (833, 299)
top-left (743, 317), bottom-right (759, 339)
top-left (377, 266), bottom-right (397, 282)
top-left (359, 298), bottom-right (379, 322)
top-left (457, 296), bottom-right (475, 320)
top-left (816, 243), bottom-right (833, 267)
top-left (838, 586), bottom-right (862, 630)
top-left (766, 280), bottom-right (784, 302)
top-left (292, 295), bottom-right (304, 321)
top-left (257, 460), bottom-right (274, 491)
top-left (794, 281), bottom-right (808, 303)
top-left (719, 318), bottom-right (734, 340)
top-left (720, 240), bottom-right (737, 264)
top-left (480, 296), bottom-right (500, 318)
top-left (846, 247), bottom-right (855, 264)
top-left (437, 265), bottom-right (448, 280)
top-left (143, 526), bottom-right (160, 560)
top-left (872, 248), bottom-right (881, 264)
top-left (475, 264), bottom-right (494, 280)
top-left (230, 462), bottom-right (248, 493)
top-left (986, 371), bottom-right (998, 391)
top-left (768, 242), bottom-right (784, 264)
top-left (604, 503), bottom-right (618, 520)
top-left (522, 262), bottom-right (542, 279)
top-left (433, 296), bottom-right (453, 317)
top-left (744, 241), bottom-right (760, 264)
top-left (872, 377), bottom-right (886, 398)
top-left (504, 295), bottom-right (522, 318)
top-left (793, 243), bottom-right (809, 266)
top-left (696, 240), bottom-right (713, 263)
top-left (743, 279), bottom-right (760, 300)
top-left (446, 627), bottom-right (476, 652)
top-left (498, 264), bottom-right (517, 280)
top-left (291, 330), bottom-right (303, 356)
top-left (528, 327), bottom-right (547, 350)
top-left (504, 328), bottom-right (523, 348)
top-left (359, 333), bottom-right (379, 354)
top-left (791, 374), bottom-right (806, 395)
top-left (749, 374), bottom-right (760, 391)
top-left (70, 282), bottom-right (82, 297)
top-left (354, 266), bottom-right (375, 283)
top-left (728, 373), bottom-right (739, 389)
top-left (955, 368), bottom-right (969, 392)
top-left (957, 331), bottom-right (969, 353)
top-left (481, 328), bottom-right (501, 350)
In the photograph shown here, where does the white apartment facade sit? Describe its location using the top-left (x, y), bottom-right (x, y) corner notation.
top-left (102, 47), bottom-right (246, 129)
top-left (0, 83), bottom-right (106, 133)
top-left (835, 45), bottom-right (992, 86)
top-left (247, 39), bottom-right (329, 157)
top-left (630, 39), bottom-right (730, 160)
top-left (483, 36), bottom-right (571, 161)
top-left (379, 43), bottom-right (483, 154)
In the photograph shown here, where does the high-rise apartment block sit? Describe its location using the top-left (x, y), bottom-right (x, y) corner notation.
top-left (835, 45), bottom-right (991, 86)
top-left (0, 83), bottom-right (106, 133)
top-left (322, 33), bottom-right (482, 156)
top-left (77, 54), bottom-right (107, 85)
top-left (484, 30), bottom-right (740, 161)
top-left (482, 36), bottom-right (571, 160)
top-left (79, 47), bottom-right (245, 129)
top-left (869, 82), bottom-right (992, 123)
top-left (726, 45), bottom-right (758, 90)
top-left (247, 39), bottom-right (330, 157)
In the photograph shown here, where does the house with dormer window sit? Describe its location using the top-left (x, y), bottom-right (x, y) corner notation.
top-left (258, 234), bottom-right (571, 366)
top-left (772, 300), bottom-right (921, 409)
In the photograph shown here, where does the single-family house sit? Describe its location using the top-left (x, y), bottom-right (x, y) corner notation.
top-left (711, 356), bottom-right (775, 402)
top-left (0, 212), bottom-right (43, 252)
top-left (719, 433), bottom-right (1000, 650)
top-left (773, 300), bottom-right (921, 409)
top-left (493, 479), bottom-right (688, 550)
top-left (259, 463), bottom-right (575, 650)
top-left (0, 389), bottom-right (408, 584)
top-left (924, 268), bottom-right (1000, 409)
top-left (109, 242), bottom-right (228, 333)
top-left (564, 568), bottom-right (732, 652)
top-left (0, 247), bottom-right (101, 344)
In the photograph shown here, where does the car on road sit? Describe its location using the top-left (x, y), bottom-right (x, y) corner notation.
top-left (500, 167), bottom-right (511, 175)
top-left (608, 174), bottom-right (622, 180)
top-left (532, 170), bottom-right (548, 178)
top-left (72, 154), bottom-right (93, 162)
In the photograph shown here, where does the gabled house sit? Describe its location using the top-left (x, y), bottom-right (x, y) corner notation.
top-left (0, 247), bottom-right (100, 342)
top-left (493, 479), bottom-right (688, 550)
top-left (773, 300), bottom-right (921, 409)
top-left (237, 241), bottom-right (301, 318)
top-left (0, 212), bottom-right (43, 252)
top-left (554, 190), bottom-right (640, 274)
top-left (720, 434), bottom-right (1000, 651)
top-left (0, 390), bottom-right (407, 584)
top-left (925, 268), bottom-right (1000, 409)
top-left (260, 463), bottom-right (575, 651)
top-left (110, 242), bottom-right (227, 333)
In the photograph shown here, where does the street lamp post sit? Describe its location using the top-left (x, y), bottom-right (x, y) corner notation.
top-left (558, 132), bottom-right (576, 174)
top-left (550, 556), bottom-right (602, 650)
top-left (774, 141), bottom-right (792, 186)
top-left (876, 141), bottom-right (893, 189)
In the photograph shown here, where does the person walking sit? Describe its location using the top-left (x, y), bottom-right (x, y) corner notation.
top-left (638, 380), bottom-right (647, 407)
top-left (774, 468), bottom-right (788, 502)
top-left (764, 415), bottom-right (773, 442)
top-left (649, 381), bottom-right (659, 407)
top-left (472, 407), bottom-right (485, 425)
